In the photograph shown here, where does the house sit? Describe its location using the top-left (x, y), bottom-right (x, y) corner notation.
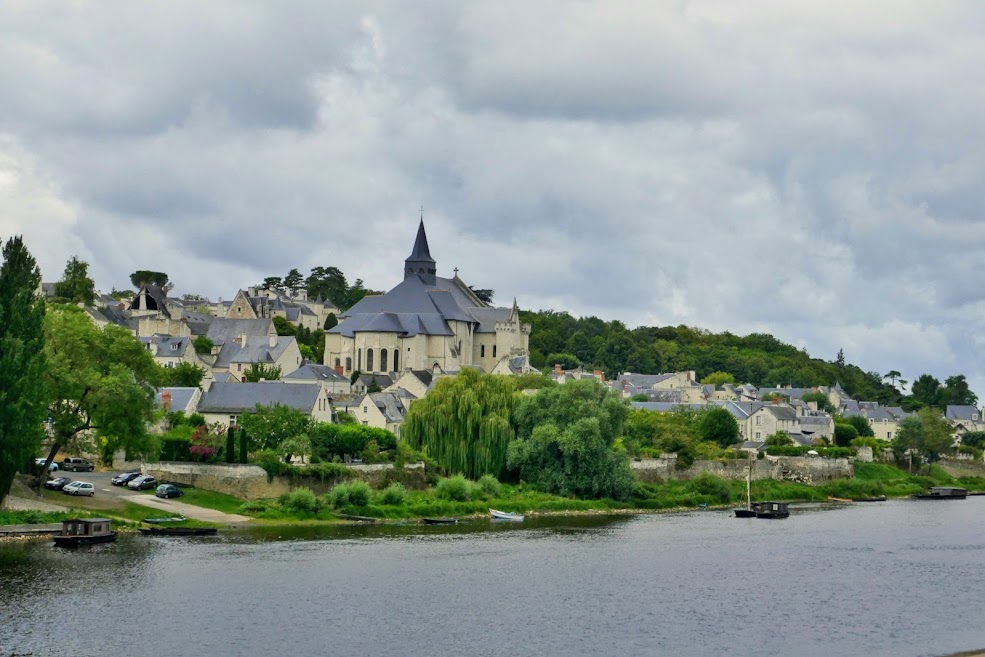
top-left (324, 220), bottom-right (531, 377)
top-left (352, 373), bottom-right (394, 395)
top-left (282, 363), bottom-right (352, 395)
top-left (205, 318), bottom-right (303, 381)
top-left (946, 405), bottom-right (985, 437)
top-left (384, 369), bottom-right (436, 401)
top-left (746, 403), bottom-right (799, 442)
top-left (195, 382), bottom-right (334, 429)
top-left (129, 284), bottom-right (189, 337)
top-left (156, 387), bottom-right (202, 415)
top-left (140, 335), bottom-right (202, 371)
top-left (548, 365), bottom-right (606, 385)
top-left (610, 371), bottom-right (708, 403)
top-left (840, 401), bottom-right (910, 441)
top-left (352, 391), bottom-right (408, 436)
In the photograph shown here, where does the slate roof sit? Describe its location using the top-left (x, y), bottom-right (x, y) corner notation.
top-left (214, 336), bottom-right (295, 369)
top-left (140, 334), bottom-right (191, 357)
top-left (629, 402), bottom-right (708, 413)
top-left (197, 382), bottom-right (321, 414)
top-left (356, 392), bottom-right (407, 424)
top-left (182, 311), bottom-right (214, 336)
top-left (130, 284), bottom-right (170, 316)
top-left (283, 364), bottom-right (350, 383)
top-left (946, 405), bottom-right (982, 422)
top-left (356, 373), bottom-right (394, 389)
top-left (206, 318), bottom-right (274, 345)
top-left (155, 387), bottom-right (199, 414)
top-left (763, 405), bottom-right (799, 421)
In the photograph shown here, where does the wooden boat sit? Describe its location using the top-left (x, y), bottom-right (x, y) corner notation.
top-left (734, 455), bottom-right (759, 518)
top-left (851, 496), bottom-right (887, 502)
top-left (490, 509), bottom-right (524, 522)
top-left (422, 517), bottom-right (458, 525)
top-left (913, 486), bottom-right (967, 500)
top-left (53, 518), bottom-right (116, 547)
top-left (143, 516), bottom-right (188, 524)
top-left (756, 501), bottom-right (790, 519)
top-left (138, 527), bottom-right (217, 537)
top-left (827, 496), bottom-right (853, 503)
top-left (333, 513), bottom-right (377, 523)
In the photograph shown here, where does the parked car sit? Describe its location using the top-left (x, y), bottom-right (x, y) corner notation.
top-left (155, 484), bottom-right (183, 499)
top-left (35, 458), bottom-right (58, 472)
top-left (44, 476), bottom-right (71, 490)
top-left (62, 481), bottom-right (95, 496)
top-left (111, 471), bottom-right (142, 486)
top-left (61, 457), bottom-right (94, 472)
top-left (128, 475), bottom-right (157, 491)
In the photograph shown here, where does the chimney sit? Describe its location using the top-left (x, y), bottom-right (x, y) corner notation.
top-left (162, 390), bottom-right (172, 411)
top-left (240, 334), bottom-right (247, 347)
top-left (554, 363), bottom-right (562, 375)
top-left (772, 397), bottom-right (780, 405)
top-left (622, 379), bottom-right (628, 392)
top-left (335, 365), bottom-right (344, 376)
top-left (269, 335), bottom-right (277, 348)
top-left (594, 369), bottom-right (604, 382)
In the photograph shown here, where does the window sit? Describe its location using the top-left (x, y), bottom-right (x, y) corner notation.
top-left (493, 346), bottom-right (497, 357)
top-left (346, 357), bottom-right (352, 371)
top-left (335, 358), bottom-right (341, 367)
top-left (755, 432), bottom-right (761, 440)
top-left (481, 345), bottom-right (485, 357)
top-left (367, 349), bottom-right (374, 372)
top-left (755, 416), bottom-right (761, 426)
top-left (363, 406), bottom-right (368, 413)
top-left (887, 432), bottom-right (892, 440)
top-left (381, 349), bottom-right (388, 372)
top-left (171, 343), bottom-right (179, 351)
top-left (230, 415), bottom-right (238, 427)
top-left (357, 349), bottom-right (362, 370)
top-left (362, 421), bottom-right (368, 426)
top-left (237, 363), bottom-right (242, 372)
top-left (393, 350), bottom-right (399, 372)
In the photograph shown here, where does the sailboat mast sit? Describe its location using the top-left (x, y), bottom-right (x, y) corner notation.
top-left (747, 454), bottom-right (753, 511)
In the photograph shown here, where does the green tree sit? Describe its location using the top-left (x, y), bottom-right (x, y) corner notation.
top-left (0, 237), bottom-right (48, 500)
top-left (884, 370), bottom-right (902, 389)
top-left (508, 379), bottom-right (635, 499)
top-left (512, 372), bottom-right (556, 391)
top-left (959, 431), bottom-right (985, 450)
top-left (53, 256), bottom-right (95, 305)
top-left (162, 362), bottom-right (205, 388)
top-left (283, 268), bottom-right (304, 294)
top-left (129, 270), bottom-right (169, 289)
top-left (698, 407), bottom-right (740, 447)
top-left (43, 306), bottom-right (162, 467)
top-left (700, 371), bottom-right (736, 387)
top-left (844, 414), bottom-right (875, 438)
top-left (272, 316), bottom-right (296, 336)
top-left (261, 276), bottom-right (283, 291)
top-left (279, 433), bottom-right (313, 464)
top-left (801, 391), bottom-right (833, 413)
top-left (237, 404), bottom-right (312, 451)
top-left (896, 408), bottom-right (955, 469)
top-left (193, 335), bottom-right (214, 355)
top-left (943, 374), bottom-right (978, 407)
top-left (243, 363), bottom-right (282, 382)
top-left (762, 392), bottom-right (788, 403)
top-left (324, 314), bottom-right (338, 330)
top-left (305, 266), bottom-right (348, 306)
top-left (544, 353), bottom-right (580, 370)
top-left (631, 393), bottom-right (649, 402)
top-left (833, 423), bottom-right (859, 447)
top-left (402, 369), bottom-right (517, 478)
top-left (910, 374), bottom-right (943, 408)
top-left (469, 286), bottom-right (494, 304)
top-left (764, 431), bottom-right (794, 446)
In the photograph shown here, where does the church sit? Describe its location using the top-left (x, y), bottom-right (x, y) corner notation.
top-left (323, 221), bottom-right (532, 377)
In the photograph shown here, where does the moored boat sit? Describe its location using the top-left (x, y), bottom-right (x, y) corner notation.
top-left (756, 501), bottom-right (790, 519)
top-left (851, 496), bottom-right (887, 502)
top-left (827, 496), bottom-right (853, 503)
top-left (53, 518), bottom-right (116, 547)
top-left (143, 516), bottom-right (188, 524)
top-left (734, 455), bottom-right (759, 518)
top-left (422, 517), bottom-right (458, 525)
top-left (490, 509), bottom-right (524, 522)
top-left (913, 486), bottom-right (967, 500)
top-left (333, 513), bottom-right (377, 523)
top-left (138, 527), bottom-right (217, 537)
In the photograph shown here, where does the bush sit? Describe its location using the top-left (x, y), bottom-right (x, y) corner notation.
top-left (328, 481), bottom-right (372, 508)
top-left (237, 500), bottom-right (272, 515)
top-left (436, 475), bottom-right (477, 502)
top-left (685, 473), bottom-right (731, 503)
top-left (281, 487), bottom-right (320, 515)
top-left (477, 474), bottom-right (502, 498)
top-left (377, 482), bottom-right (407, 506)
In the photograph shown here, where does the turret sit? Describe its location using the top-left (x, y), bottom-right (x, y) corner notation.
top-left (404, 219), bottom-right (437, 285)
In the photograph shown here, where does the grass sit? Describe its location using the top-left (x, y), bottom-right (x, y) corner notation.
top-left (0, 509), bottom-right (76, 526)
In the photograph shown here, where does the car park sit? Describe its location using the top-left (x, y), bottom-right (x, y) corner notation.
top-left (128, 475), bottom-right (157, 491)
top-left (62, 481), bottom-right (95, 496)
top-left (44, 477), bottom-right (71, 490)
top-left (111, 471), bottom-right (142, 486)
top-left (35, 458), bottom-right (58, 472)
top-left (61, 457), bottom-right (94, 472)
top-left (155, 484), bottom-right (183, 499)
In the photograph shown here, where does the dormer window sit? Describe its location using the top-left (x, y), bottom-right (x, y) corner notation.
top-left (171, 343), bottom-right (179, 351)
top-left (975, 413), bottom-right (979, 421)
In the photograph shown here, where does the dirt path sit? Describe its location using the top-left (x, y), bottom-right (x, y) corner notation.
top-left (123, 495), bottom-right (250, 524)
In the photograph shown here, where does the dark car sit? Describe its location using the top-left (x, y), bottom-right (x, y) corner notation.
top-left (128, 475), bottom-right (157, 491)
top-left (44, 476), bottom-right (71, 490)
top-left (61, 457), bottom-right (94, 472)
top-left (111, 471), bottom-right (142, 486)
top-left (155, 484), bottom-right (183, 499)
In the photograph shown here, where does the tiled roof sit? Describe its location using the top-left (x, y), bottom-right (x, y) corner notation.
top-left (197, 382), bottom-right (320, 414)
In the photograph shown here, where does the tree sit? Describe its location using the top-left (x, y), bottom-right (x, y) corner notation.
top-left (243, 363), bottom-right (282, 382)
top-left (844, 414), bottom-right (874, 438)
top-left (305, 266), bottom-right (348, 306)
top-left (699, 407), bottom-right (740, 447)
top-left (162, 362), bottom-right (205, 388)
top-left (762, 392), bottom-right (787, 403)
top-left (324, 314), bottom-right (338, 330)
top-left (910, 374), bottom-right (943, 408)
top-left (801, 391), bottom-right (833, 413)
top-left (42, 306), bottom-right (162, 469)
top-left (631, 393), bottom-right (649, 402)
top-left (943, 375), bottom-right (978, 407)
top-left (236, 404), bottom-right (312, 451)
top-left (765, 431), bottom-right (794, 447)
top-left (279, 433), bottom-right (313, 464)
top-left (345, 279), bottom-right (369, 308)
top-left (884, 370), bottom-right (902, 389)
top-left (193, 336), bottom-right (214, 355)
top-left (700, 371), bottom-right (736, 387)
top-left (0, 237), bottom-right (48, 502)
top-left (272, 316), bottom-right (296, 336)
top-left (959, 431), bottom-right (985, 450)
top-left (53, 256), bottom-right (95, 305)
top-left (402, 368), bottom-right (517, 479)
top-left (508, 379), bottom-right (635, 499)
top-left (896, 408), bottom-right (955, 469)
top-left (544, 353), bottom-right (580, 370)
top-left (261, 276), bottom-right (283, 291)
top-left (469, 286), bottom-right (494, 304)
top-left (833, 423), bottom-right (859, 447)
top-left (283, 268), bottom-right (304, 294)
top-left (129, 270), bottom-right (169, 289)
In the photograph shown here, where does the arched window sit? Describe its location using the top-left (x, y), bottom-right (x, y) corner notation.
top-left (481, 345), bottom-right (485, 357)
top-left (335, 358), bottom-right (341, 367)
top-left (393, 349), bottom-right (399, 372)
top-left (380, 349), bottom-right (388, 372)
top-left (367, 348), bottom-right (374, 372)
top-left (346, 356), bottom-right (352, 371)
top-left (357, 349), bottom-right (362, 371)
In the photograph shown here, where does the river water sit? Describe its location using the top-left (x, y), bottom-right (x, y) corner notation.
top-left (2, 498), bottom-right (984, 657)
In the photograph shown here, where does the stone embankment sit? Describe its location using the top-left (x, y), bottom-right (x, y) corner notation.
top-left (631, 456), bottom-right (853, 485)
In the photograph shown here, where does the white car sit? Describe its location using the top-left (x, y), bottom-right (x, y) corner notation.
top-left (62, 481), bottom-right (95, 496)
top-left (35, 458), bottom-right (58, 472)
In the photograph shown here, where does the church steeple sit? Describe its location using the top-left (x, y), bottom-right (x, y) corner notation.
top-left (404, 219), bottom-right (437, 285)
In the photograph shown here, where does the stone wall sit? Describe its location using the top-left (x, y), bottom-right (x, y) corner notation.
top-left (145, 461), bottom-right (427, 500)
top-left (631, 456), bottom-right (853, 485)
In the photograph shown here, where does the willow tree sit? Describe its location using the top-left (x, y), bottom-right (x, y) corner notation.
top-left (402, 369), bottom-right (517, 479)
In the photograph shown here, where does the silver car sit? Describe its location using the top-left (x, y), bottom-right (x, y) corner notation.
top-left (62, 481), bottom-right (95, 496)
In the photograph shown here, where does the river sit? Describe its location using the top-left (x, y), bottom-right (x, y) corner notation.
top-left (2, 498), bottom-right (984, 657)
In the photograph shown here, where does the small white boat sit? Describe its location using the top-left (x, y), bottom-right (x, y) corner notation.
top-left (490, 509), bottom-right (524, 522)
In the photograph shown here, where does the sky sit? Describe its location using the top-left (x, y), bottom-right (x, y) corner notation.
top-left (1, 1), bottom-right (984, 395)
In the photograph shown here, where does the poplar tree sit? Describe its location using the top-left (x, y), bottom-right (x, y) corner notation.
top-left (0, 236), bottom-right (48, 503)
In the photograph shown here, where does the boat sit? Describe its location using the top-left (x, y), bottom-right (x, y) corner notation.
top-left (138, 527), bottom-right (217, 537)
top-left (913, 486), bottom-right (967, 500)
top-left (422, 517), bottom-right (458, 525)
top-left (333, 513), bottom-right (377, 523)
top-left (490, 509), bottom-right (524, 522)
top-left (756, 501), bottom-right (790, 519)
top-left (143, 516), bottom-right (188, 524)
top-left (734, 455), bottom-right (759, 518)
top-left (851, 496), bottom-right (887, 502)
top-left (53, 518), bottom-right (116, 547)
top-left (827, 496), bottom-right (853, 503)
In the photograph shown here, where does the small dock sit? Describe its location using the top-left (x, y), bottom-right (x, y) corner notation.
top-left (0, 523), bottom-right (62, 537)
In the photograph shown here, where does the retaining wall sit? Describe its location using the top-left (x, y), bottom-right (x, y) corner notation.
top-left (630, 456), bottom-right (853, 485)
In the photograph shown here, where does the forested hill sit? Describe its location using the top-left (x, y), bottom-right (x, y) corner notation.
top-left (520, 310), bottom-right (977, 409)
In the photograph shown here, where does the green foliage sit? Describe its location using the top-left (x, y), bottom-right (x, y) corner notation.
top-left (960, 431), bottom-right (985, 450)
top-left (283, 268), bottom-right (304, 294)
top-left (436, 475), bottom-right (479, 501)
top-left (698, 407), bottom-right (740, 447)
top-left (237, 403), bottom-right (312, 451)
top-left (477, 474), bottom-right (502, 498)
top-left (896, 407), bottom-right (955, 466)
top-left (324, 314), bottom-right (338, 330)
top-left (843, 414), bottom-right (874, 438)
top-left (53, 256), bottom-right (95, 305)
top-left (850, 436), bottom-right (883, 450)
top-left (377, 482), bottom-right (407, 506)
top-left (159, 425), bottom-right (195, 461)
top-left (544, 353), bottom-right (580, 370)
top-left (337, 411), bottom-right (356, 425)
top-left (910, 374), bottom-right (943, 408)
top-left (239, 427), bottom-right (248, 464)
top-left (402, 369), bottom-right (517, 479)
top-left (161, 362), bottom-right (205, 388)
top-left (623, 407), bottom-right (699, 466)
top-left (700, 371), bottom-right (736, 387)
top-left (281, 487), bottom-right (320, 515)
top-left (0, 236), bottom-right (47, 498)
top-left (801, 391), bottom-right (833, 413)
top-left (225, 426), bottom-right (235, 463)
top-left (765, 445), bottom-right (853, 458)
top-left (279, 433), bottom-right (314, 463)
top-left (833, 423), bottom-right (859, 447)
top-left (129, 270), bottom-right (169, 289)
top-left (684, 473), bottom-right (731, 503)
top-left (943, 374), bottom-right (978, 406)
top-left (511, 372), bottom-right (556, 390)
top-left (762, 392), bottom-right (788, 403)
top-left (328, 480), bottom-right (371, 508)
top-left (764, 431), bottom-right (794, 447)
top-left (630, 393), bottom-right (649, 402)
top-left (272, 316), bottom-right (295, 336)
top-left (243, 362), bottom-right (282, 382)
top-left (309, 423), bottom-right (397, 461)
top-left (193, 336), bottom-right (214, 355)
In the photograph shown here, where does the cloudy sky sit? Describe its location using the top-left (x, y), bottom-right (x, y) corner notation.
top-left (1, 1), bottom-right (984, 393)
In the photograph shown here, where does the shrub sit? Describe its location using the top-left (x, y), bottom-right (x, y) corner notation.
top-left (477, 474), bottom-right (502, 498)
top-left (328, 481), bottom-right (372, 508)
top-left (238, 500), bottom-right (272, 515)
top-left (436, 475), bottom-right (477, 502)
top-left (282, 487), bottom-right (320, 515)
top-left (685, 473), bottom-right (731, 503)
top-left (377, 482), bottom-right (407, 506)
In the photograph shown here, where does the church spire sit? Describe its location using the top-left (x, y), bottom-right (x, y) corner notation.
top-left (404, 218), bottom-right (437, 284)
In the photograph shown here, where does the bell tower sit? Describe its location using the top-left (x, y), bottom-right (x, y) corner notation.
top-left (404, 219), bottom-right (437, 285)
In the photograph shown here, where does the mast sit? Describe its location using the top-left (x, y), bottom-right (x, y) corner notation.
top-left (747, 453), bottom-right (753, 511)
